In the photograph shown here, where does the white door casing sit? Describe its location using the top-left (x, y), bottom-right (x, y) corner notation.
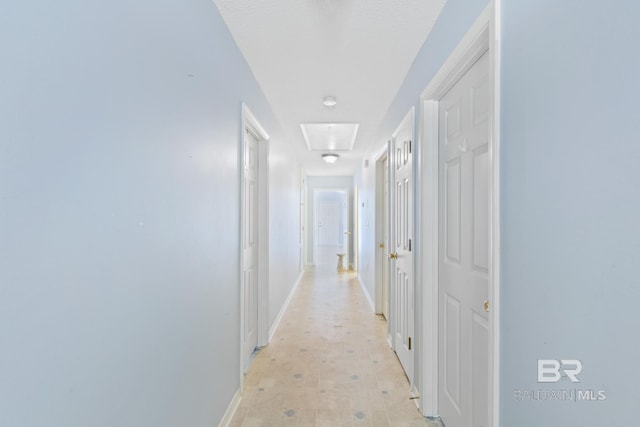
top-left (389, 108), bottom-right (415, 381)
top-left (438, 51), bottom-right (490, 427)
top-left (240, 103), bottom-right (270, 376)
top-left (300, 175), bottom-right (305, 272)
top-left (343, 194), bottom-right (351, 268)
top-left (382, 156), bottom-right (390, 320)
top-left (374, 150), bottom-right (391, 319)
top-left (374, 148), bottom-right (390, 319)
top-left (351, 185), bottom-right (358, 271)
top-left (417, 5), bottom-right (498, 421)
top-left (242, 129), bottom-right (259, 367)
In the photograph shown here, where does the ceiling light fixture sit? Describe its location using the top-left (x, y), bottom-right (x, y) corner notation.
top-left (323, 96), bottom-right (337, 107)
top-left (322, 153), bottom-right (339, 164)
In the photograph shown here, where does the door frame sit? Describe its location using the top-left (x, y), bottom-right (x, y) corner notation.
top-left (374, 144), bottom-right (390, 318)
top-left (300, 174), bottom-right (306, 273)
top-left (240, 103), bottom-right (270, 376)
top-left (312, 188), bottom-right (350, 266)
top-left (416, 3), bottom-right (500, 423)
top-left (352, 185), bottom-right (358, 271)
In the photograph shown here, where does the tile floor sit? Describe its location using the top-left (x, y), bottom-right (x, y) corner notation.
top-left (229, 258), bottom-right (440, 427)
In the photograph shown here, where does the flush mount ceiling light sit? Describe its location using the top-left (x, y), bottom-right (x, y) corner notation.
top-left (322, 153), bottom-right (339, 164)
top-left (322, 96), bottom-right (337, 107)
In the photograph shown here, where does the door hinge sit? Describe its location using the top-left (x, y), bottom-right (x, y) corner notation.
top-left (408, 239), bottom-right (411, 251)
top-left (408, 337), bottom-right (412, 350)
top-left (408, 140), bottom-right (412, 154)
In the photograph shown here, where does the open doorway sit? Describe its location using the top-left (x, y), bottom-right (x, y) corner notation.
top-left (375, 149), bottom-right (390, 321)
top-left (352, 185), bottom-right (359, 272)
top-left (313, 189), bottom-right (349, 270)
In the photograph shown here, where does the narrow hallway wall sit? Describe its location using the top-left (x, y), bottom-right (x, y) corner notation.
top-left (268, 149), bottom-right (304, 328)
top-left (353, 0), bottom-right (640, 425)
top-left (0, 1), bottom-right (300, 426)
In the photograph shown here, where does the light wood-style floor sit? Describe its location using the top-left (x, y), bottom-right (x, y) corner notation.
top-left (229, 252), bottom-right (439, 426)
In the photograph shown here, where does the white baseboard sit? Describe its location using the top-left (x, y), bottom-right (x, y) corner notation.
top-left (217, 389), bottom-right (241, 427)
top-left (411, 384), bottom-right (421, 410)
top-left (357, 274), bottom-right (375, 312)
top-left (269, 271), bottom-right (304, 341)
top-left (220, 273), bottom-right (304, 427)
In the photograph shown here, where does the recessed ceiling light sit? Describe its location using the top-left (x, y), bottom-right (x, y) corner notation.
top-left (322, 153), bottom-right (339, 163)
top-left (323, 96), bottom-right (337, 107)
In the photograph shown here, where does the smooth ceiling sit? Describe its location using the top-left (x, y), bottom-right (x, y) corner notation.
top-left (213, 0), bottom-right (446, 175)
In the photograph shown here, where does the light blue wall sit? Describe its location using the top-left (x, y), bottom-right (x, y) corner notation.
top-left (0, 1), bottom-right (298, 426)
top-left (268, 154), bottom-right (303, 327)
top-left (500, 1), bottom-right (640, 425)
top-left (374, 0), bottom-right (490, 140)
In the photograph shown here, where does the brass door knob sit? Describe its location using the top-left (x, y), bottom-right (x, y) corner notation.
top-left (379, 243), bottom-right (385, 248)
top-left (484, 300), bottom-right (489, 312)
top-left (389, 252), bottom-right (398, 260)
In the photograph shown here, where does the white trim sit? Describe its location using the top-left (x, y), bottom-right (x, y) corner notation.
top-left (269, 271), bottom-right (304, 341)
top-left (242, 103), bottom-right (269, 143)
top-left (299, 172), bottom-right (306, 273)
top-left (217, 389), bottom-right (242, 427)
top-left (240, 103), bottom-right (270, 384)
top-left (410, 384), bottom-right (421, 411)
top-left (420, 8), bottom-right (491, 100)
top-left (257, 140), bottom-right (270, 348)
top-left (416, 3), bottom-right (499, 423)
top-left (373, 146), bottom-right (389, 315)
top-left (352, 184), bottom-right (359, 271)
top-left (372, 142), bottom-right (390, 162)
top-left (490, 1), bottom-right (502, 425)
top-left (357, 273), bottom-right (376, 311)
top-left (417, 99), bottom-right (440, 416)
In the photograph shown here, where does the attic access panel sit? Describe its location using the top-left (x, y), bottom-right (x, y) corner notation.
top-left (300, 123), bottom-right (359, 151)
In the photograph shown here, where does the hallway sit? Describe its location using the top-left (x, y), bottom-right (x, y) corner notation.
top-left (230, 265), bottom-right (437, 427)
top-left (5, 1), bottom-right (638, 426)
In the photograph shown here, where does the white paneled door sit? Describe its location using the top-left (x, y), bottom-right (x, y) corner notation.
top-left (438, 52), bottom-right (490, 427)
top-left (390, 110), bottom-right (414, 381)
top-left (318, 200), bottom-right (341, 246)
top-left (242, 129), bottom-right (259, 367)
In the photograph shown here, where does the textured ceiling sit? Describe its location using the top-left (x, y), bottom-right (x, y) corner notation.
top-left (213, 0), bottom-right (446, 175)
